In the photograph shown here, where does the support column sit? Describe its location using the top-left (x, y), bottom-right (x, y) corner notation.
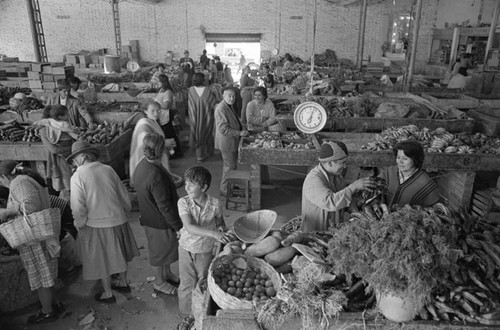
top-left (404, 0), bottom-right (423, 93)
top-left (484, 0), bottom-right (500, 65)
top-left (356, 0), bottom-right (368, 71)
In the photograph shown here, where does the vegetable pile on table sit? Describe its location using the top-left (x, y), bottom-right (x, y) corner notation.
top-left (419, 209), bottom-right (500, 325)
top-left (244, 131), bottom-right (314, 150)
top-left (0, 122), bottom-right (41, 142)
top-left (361, 124), bottom-right (500, 154)
top-left (86, 100), bottom-right (141, 113)
top-left (77, 121), bottom-right (126, 144)
top-left (0, 86), bottom-right (31, 106)
top-left (211, 256), bottom-right (277, 302)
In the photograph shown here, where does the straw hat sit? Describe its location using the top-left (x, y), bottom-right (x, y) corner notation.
top-left (66, 140), bottom-right (99, 163)
top-left (233, 210), bottom-right (277, 243)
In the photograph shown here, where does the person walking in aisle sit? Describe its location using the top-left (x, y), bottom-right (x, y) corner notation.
top-left (69, 141), bottom-right (139, 303)
top-left (188, 72), bottom-right (220, 163)
top-left (215, 87), bottom-right (248, 196)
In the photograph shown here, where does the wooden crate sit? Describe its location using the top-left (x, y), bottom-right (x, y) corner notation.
top-left (468, 93), bottom-right (500, 108)
top-left (468, 109), bottom-right (500, 136)
top-left (421, 92), bottom-right (479, 109)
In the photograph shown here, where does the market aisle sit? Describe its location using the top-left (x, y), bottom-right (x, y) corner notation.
top-left (0, 150), bottom-right (303, 330)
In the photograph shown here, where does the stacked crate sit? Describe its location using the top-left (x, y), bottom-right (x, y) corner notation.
top-left (28, 63), bottom-right (75, 93)
top-left (0, 61), bottom-right (30, 78)
top-left (122, 40), bottom-right (141, 62)
top-left (65, 54), bottom-right (93, 69)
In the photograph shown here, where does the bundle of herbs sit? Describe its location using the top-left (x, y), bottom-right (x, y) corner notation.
top-left (328, 205), bottom-right (462, 312)
top-left (256, 261), bottom-right (346, 330)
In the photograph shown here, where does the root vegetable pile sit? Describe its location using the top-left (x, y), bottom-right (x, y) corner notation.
top-left (0, 123), bottom-right (41, 142)
top-left (78, 121), bottom-right (125, 144)
top-left (0, 86), bottom-right (31, 106)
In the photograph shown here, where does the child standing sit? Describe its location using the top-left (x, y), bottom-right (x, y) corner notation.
top-left (177, 166), bottom-right (231, 315)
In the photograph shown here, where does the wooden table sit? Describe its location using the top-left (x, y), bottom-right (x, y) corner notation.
top-left (0, 129), bottom-right (132, 178)
top-left (239, 132), bottom-right (500, 210)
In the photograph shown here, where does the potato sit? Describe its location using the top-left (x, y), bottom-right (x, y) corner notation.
top-left (264, 246), bottom-right (297, 266)
top-left (245, 236), bottom-right (280, 257)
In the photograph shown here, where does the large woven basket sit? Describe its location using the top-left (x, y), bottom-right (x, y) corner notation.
top-left (208, 254), bottom-right (281, 310)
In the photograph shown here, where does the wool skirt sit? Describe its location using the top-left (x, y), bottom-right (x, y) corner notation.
top-left (78, 222), bottom-right (139, 280)
top-left (144, 226), bottom-right (178, 267)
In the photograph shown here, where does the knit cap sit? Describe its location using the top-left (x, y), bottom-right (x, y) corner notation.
top-left (318, 141), bottom-right (348, 162)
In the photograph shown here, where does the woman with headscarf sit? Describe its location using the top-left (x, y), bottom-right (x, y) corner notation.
top-left (188, 72), bottom-right (220, 163)
top-left (129, 101), bottom-right (176, 186)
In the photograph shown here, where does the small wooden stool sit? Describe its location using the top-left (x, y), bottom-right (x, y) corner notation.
top-left (226, 170), bottom-right (251, 211)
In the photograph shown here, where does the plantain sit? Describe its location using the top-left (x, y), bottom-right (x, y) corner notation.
top-left (436, 309), bottom-right (450, 322)
top-left (459, 239), bottom-right (469, 255)
top-left (418, 307), bottom-right (430, 320)
top-left (434, 301), bottom-right (455, 314)
top-left (426, 303), bottom-right (440, 321)
top-left (462, 291), bottom-right (484, 307)
top-left (475, 249), bottom-right (495, 279)
top-left (476, 317), bottom-right (500, 326)
top-left (458, 298), bottom-right (477, 316)
top-left (465, 237), bottom-right (481, 250)
top-left (475, 291), bottom-right (488, 300)
top-left (478, 240), bottom-right (500, 269)
top-left (468, 269), bottom-right (489, 292)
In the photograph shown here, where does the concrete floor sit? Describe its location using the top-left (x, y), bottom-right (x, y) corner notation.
top-left (0, 148), bottom-right (305, 330)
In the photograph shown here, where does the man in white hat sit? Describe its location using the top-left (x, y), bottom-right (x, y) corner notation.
top-left (301, 141), bottom-right (376, 232)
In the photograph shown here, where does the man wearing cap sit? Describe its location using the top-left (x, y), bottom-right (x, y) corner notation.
top-left (46, 79), bottom-right (94, 128)
top-left (215, 87), bottom-right (249, 195)
top-left (301, 141), bottom-right (376, 232)
top-left (180, 50), bottom-right (194, 87)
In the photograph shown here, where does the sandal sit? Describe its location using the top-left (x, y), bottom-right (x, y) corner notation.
top-left (27, 311), bottom-right (58, 324)
top-left (94, 293), bottom-right (116, 304)
top-left (177, 315), bottom-right (195, 330)
top-left (153, 282), bottom-right (177, 295)
top-left (111, 284), bottom-right (131, 293)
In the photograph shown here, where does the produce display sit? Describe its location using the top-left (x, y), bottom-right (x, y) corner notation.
top-left (361, 125), bottom-right (500, 154)
top-left (0, 85), bottom-right (31, 106)
top-left (77, 121), bottom-right (126, 144)
top-left (0, 122), bottom-right (41, 142)
top-left (211, 255), bottom-right (278, 302)
top-left (419, 210), bottom-right (500, 325)
top-left (244, 131), bottom-right (314, 150)
top-left (86, 100), bottom-right (141, 113)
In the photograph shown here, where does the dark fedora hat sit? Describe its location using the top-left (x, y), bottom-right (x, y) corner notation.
top-left (66, 140), bottom-right (99, 163)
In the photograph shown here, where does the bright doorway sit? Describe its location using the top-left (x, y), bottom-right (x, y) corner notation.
top-left (205, 42), bottom-right (261, 82)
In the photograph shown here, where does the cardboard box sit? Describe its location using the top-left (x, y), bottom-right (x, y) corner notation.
top-left (122, 45), bottom-right (132, 53)
top-left (52, 66), bottom-right (74, 75)
top-left (30, 88), bottom-right (45, 93)
top-left (52, 74), bottom-right (66, 81)
top-left (130, 40), bottom-right (139, 50)
top-left (79, 63), bottom-right (89, 69)
top-left (79, 55), bottom-right (91, 65)
top-left (31, 63), bottom-right (49, 72)
top-left (90, 55), bottom-right (100, 64)
top-left (27, 71), bottom-right (41, 80)
top-left (42, 65), bottom-right (52, 74)
top-left (28, 80), bottom-right (43, 89)
top-left (43, 82), bottom-right (56, 90)
top-left (66, 54), bottom-right (79, 64)
top-left (42, 74), bottom-right (54, 82)
top-left (98, 56), bottom-right (106, 64)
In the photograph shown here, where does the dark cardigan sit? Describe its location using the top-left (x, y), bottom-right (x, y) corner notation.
top-left (134, 158), bottom-right (183, 231)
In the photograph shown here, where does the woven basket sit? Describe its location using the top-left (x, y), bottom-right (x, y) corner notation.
top-left (208, 254), bottom-right (281, 310)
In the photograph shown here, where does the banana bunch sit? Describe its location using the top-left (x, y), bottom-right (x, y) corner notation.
top-left (418, 128), bottom-right (433, 141)
top-left (381, 125), bottom-right (414, 139)
top-left (360, 140), bottom-right (393, 151)
top-left (431, 137), bottom-right (448, 149)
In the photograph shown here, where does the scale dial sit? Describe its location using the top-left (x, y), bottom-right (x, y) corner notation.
top-left (294, 102), bottom-right (327, 134)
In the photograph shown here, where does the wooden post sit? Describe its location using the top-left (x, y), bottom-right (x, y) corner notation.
top-left (404, 0), bottom-right (423, 93)
top-left (484, 0), bottom-right (500, 65)
top-left (25, 0), bottom-right (41, 62)
top-left (357, 0), bottom-right (368, 71)
top-left (449, 27), bottom-right (461, 70)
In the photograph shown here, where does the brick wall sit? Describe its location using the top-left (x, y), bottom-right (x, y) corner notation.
top-left (0, 0), bottom-right (479, 73)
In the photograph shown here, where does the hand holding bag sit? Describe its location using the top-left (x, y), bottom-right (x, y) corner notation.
top-left (0, 206), bottom-right (61, 248)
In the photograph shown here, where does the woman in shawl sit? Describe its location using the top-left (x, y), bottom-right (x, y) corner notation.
top-left (129, 101), bottom-right (176, 186)
top-left (37, 105), bottom-right (76, 200)
top-left (188, 72), bottom-right (220, 163)
top-left (380, 140), bottom-right (440, 209)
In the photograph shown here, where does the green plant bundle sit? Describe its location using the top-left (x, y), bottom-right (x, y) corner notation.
top-left (328, 205), bottom-right (463, 310)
